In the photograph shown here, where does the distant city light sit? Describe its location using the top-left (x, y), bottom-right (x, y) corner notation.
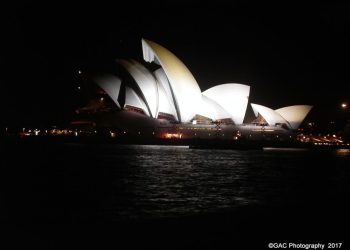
top-left (78, 70), bottom-right (82, 74)
top-left (341, 103), bottom-right (347, 108)
top-left (77, 86), bottom-right (81, 90)
top-left (100, 97), bottom-right (104, 101)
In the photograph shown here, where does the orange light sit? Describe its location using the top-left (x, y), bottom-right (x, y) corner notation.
top-left (164, 133), bottom-right (182, 139)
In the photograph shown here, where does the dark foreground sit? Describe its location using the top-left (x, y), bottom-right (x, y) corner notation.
top-left (3, 205), bottom-right (349, 249)
top-left (1, 139), bottom-right (350, 249)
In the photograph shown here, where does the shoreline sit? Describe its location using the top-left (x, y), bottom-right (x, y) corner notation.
top-left (2, 135), bottom-right (350, 150)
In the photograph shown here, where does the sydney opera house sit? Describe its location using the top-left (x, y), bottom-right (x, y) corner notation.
top-left (74, 39), bottom-right (312, 141)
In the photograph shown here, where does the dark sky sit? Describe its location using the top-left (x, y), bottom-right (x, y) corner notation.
top-left (2, 1), bottom-right (350, 127)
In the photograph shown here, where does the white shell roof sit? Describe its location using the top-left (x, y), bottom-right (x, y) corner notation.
top-left (196, 95), bottom-right (231, 121)
top-left (156, 78), bottom-right (179, 120)
top-left (124, 86), bottom-right (150, 116)
top-left (94, 74), bottom-right (122, 109)
top-left (142, 39), bottom-right (202, 122)
top-left (251, 103), bottom-right (290, 127)
top-left (117, 59), bottom-right (158, 118)
top-left (202, 83), bottom-right (250, 125)
top-left (275, 105), bottom-right (313, 129)
top-left (153, 68), bottom-right (178, 120)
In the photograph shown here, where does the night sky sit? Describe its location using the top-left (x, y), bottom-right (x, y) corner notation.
top-left (2, 1), bottom-right (350, 127)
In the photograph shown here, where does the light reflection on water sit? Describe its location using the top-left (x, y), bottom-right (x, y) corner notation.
top-left (87, 145), bottom-right (350, 220)
top-left (263, 147), bottom-right (310, 152)
top-left (9, 143), bottom-right (349, 221)
top-left (335, 148), bottom-right (350, 156)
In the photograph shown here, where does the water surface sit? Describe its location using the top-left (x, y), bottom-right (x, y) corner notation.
top-left (4, 143), bottom-right (349, 222)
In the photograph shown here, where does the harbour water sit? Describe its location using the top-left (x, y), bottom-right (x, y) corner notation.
top-left (2, 141), bottom-right (350, 249)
